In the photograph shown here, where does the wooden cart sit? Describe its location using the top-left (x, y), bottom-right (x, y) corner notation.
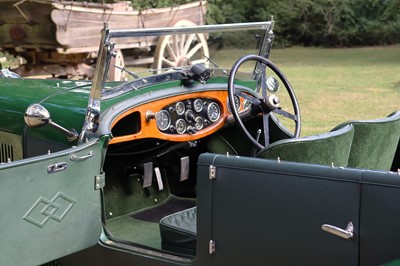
top-left (0, 0), bottom-right (208, 80)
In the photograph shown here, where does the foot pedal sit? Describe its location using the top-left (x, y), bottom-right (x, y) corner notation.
top-left (143, 162), bottom-right (153, 188)
top-left (154, 167), bottom-right (164, 191)
top-left (180, 156), bottom-right (189, 181)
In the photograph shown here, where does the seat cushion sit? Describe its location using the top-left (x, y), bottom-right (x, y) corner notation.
top-left (159, 207), bottom-right (197, 256)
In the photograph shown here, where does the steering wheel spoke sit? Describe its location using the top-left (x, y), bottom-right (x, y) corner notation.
top-left (236, 91), bottom-right (259, 105)
top-left (263, 113), bottom-right (270, 146)
top-left (228, 55), bottom-right (301, 150)
top-left (273, 108), bottom-right (298, 122)
top-left (260, 63), bottom-right (268, 99)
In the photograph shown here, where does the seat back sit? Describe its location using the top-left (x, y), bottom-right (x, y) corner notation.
top-left (332, 111), bottom-right (400, 171)
top-left (256, 124), bottom-right (354, 167)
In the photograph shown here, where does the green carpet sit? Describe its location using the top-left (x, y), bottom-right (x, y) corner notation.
top-left (105, 195), bottom-right (196, 250)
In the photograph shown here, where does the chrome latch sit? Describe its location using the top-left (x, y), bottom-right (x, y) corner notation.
top-left (321, 221), bottom-right (354, 240)
top-left (70, 151), bottom-right (94, 161)
top-left (47, 162), bottom-right (67, 174)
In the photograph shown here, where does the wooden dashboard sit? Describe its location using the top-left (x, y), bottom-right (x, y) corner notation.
top-left (109, 90), bottom-right (239, 144)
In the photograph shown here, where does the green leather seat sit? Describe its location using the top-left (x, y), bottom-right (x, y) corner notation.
top-left (159, 207), bottom-right (197, 256)
top-left (256, 124), bottom-right (354, 167)
top-left (331, 111), bottom-right (400, 171)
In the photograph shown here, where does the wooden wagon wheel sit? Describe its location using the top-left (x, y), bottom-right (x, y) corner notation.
top-left (153, 20), bottom-right (209, 72)
top-left (108, 49), bottom-right (126, 81)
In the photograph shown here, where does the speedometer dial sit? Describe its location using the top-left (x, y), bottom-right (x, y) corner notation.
top-left (207, 102), bottom-right (221, 122)
top-left (155, 110), bottom-right (171, 131)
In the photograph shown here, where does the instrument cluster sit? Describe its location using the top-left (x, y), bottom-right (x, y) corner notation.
top-left (155, 98), bottom-right (221, 135)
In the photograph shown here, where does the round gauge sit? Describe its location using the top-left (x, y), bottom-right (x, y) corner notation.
top-left (266, 76), bottom-right (280, 93)
top-left (194, 99), bottom-right (203, 112)
top-left (176, 101), bottom-right (185, 115)
top-left (207, 102), bottom-right (221, 122)
top-left (194, 117), bottom-right (204, 130)
top-left (155, 110), bottom-right (171, 131)
top-left (175, 119), bottom-right (187, 134)
top-left (243, 100), bottom-right (251, 110)
top-left (227, 95), bottom-right (240, 113)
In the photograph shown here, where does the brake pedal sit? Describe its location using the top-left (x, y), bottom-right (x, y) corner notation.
top-left (143, 162), bottom-right (153, 188)
top-left (154, 167), bottom-right (164, 191)
top-left (180, 156), bottom-right (189, 181)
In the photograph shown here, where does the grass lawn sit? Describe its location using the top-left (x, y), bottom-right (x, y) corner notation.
top-left (269, 45), bottom-right (400, 136)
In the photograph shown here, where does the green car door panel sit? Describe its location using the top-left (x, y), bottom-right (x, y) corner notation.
top-left (196, 153), bottom-right (400, 266)
top-left (197, 153), bottom-right (361, 265)
top-left (360, 170), bottom-right (400, 265)
top-left (0, 136), bottom-right (108, 266)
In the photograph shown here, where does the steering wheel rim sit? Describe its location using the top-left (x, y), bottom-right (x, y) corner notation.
top-left (228, 54), bottom-right (301, 150)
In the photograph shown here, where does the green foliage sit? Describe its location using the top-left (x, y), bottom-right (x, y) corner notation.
top-left (207, 0), bottom-right (400, 47)
top-left (74, 0), bottom-right (196, 9)
top-left (73, 0), bottom-right (400, 47)
top-left (129, 0), bottom-right (194, 10)
top-left (205, 0), bottom-right (249, 24)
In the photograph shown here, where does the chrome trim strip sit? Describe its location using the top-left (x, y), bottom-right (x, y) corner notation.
top-left (109, 21), bottom-right (273, 38)
top-left (79, 23), bottom-right (113, 143)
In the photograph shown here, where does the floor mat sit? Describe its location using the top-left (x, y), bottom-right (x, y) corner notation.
top-left (107, 215), bottom-right (162, 249)
top-left (131, 196), bottom-right (196, 223)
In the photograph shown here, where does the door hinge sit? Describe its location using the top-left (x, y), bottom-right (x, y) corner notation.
top-left (95, 171), bottom-right (105, 190)
top-left (209, 240), bottom-right (216, 254)
top-left (209, 165), bottom-right (216, 180)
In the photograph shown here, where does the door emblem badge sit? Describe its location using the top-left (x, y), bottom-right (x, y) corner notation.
top-left (23, 192), bottom-right (76, 228)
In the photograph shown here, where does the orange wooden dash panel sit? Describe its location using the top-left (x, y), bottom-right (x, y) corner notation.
top-left (109, 91), bottom-right (230, 144)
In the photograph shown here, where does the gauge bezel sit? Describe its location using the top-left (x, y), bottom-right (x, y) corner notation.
top-left (193, 99), bottom-right (203, 112)
top-left (175, 101), bottom-right (185, 115)
top-left (175, 118), bottom-right (187, 134)
top-left (266, 76), bottom-right (280, 93)
top-left (207, 102), bottom-right (221, 122)
top-left (243, 99), bottom-right (251, 110)
top-left (155, 110), bottom-right (171, 131)
top-left (194, 116), bottom-right (204, 130)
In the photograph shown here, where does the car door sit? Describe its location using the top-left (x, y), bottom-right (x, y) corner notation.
top-left (0, 136), bottom-right (108, 266)
top-left (360, 170), bottom-right (400, 266)
top-left (196, 153), bottom-right (361, 266)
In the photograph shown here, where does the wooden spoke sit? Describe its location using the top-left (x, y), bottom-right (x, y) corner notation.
top-left (183, 34), bottom-right (196, 55)
top-left (153, 20), bottom-right (209, 73)
top-left (108, 50), bottom-right (126, 81)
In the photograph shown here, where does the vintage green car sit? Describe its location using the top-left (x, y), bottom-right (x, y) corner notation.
top-left (1, 20), bottom-right (400, 266)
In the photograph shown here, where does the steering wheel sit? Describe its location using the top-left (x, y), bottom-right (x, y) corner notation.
top-left (228, 54), bottom-right (301, 150)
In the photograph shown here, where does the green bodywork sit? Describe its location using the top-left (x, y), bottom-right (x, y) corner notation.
top-left (0, 78), bottom-right (90, 155)
top-left (0, 136), bottom-right (109, 266)
top-left (0, 76), bottom-right (237, 157)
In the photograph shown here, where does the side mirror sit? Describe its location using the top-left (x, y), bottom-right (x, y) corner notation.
top-left (24, 103), bottom-right (78, 142)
